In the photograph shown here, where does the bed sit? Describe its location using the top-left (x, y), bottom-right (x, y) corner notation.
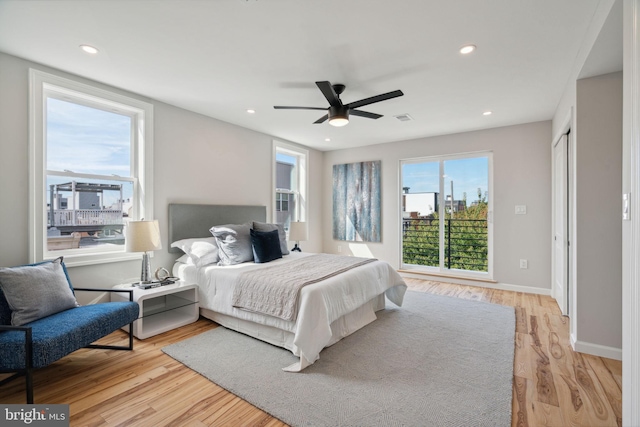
top-left (168, 203), bottom-right (407, 371)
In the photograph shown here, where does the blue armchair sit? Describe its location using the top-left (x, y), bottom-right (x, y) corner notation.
top-left (0, 259), bottom-right (139, 403)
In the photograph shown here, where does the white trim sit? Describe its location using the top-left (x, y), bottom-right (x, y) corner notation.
top-left (623, 1), bottom-right (640, 424)
top-left (572, 337), bottom-right (622, 362)
top-left (28, 69), bottom-right (154, 267)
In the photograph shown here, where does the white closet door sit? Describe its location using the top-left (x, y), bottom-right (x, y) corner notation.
top-left (553, 133), bottom-right (569, 316)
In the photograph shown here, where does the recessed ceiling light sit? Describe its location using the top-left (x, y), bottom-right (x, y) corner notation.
top-left (79, 45), bottom-right (99, 54)
top-left (459, 45), bottom-right (476, 55)
top-left (246, 109), bottom-right (256, 114)
top-left (325, 138), bottom-right (331, 142)
top-left (483, 111), bottom-right (492, 116)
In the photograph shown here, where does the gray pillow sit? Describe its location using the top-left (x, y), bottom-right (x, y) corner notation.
top-left (210, 223), bottom-right (254, 266)
top-left (252, 221), bottom-right (290, 255)
top-left (0, 257), bottom-right (79, 326)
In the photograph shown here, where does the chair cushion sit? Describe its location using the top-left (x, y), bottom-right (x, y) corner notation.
top-left (0, 257), bottom-right (78, 326)
top-left (0, 301), bottom-right (139, 370)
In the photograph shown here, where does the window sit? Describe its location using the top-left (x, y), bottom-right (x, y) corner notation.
top-left (29, 70), bottom-right (153, 266)
top-left (273, 141), bottom-right (307, 232)
top-left (401, 152), bottom-right (492, 278)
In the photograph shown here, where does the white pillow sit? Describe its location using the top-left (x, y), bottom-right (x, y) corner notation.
top-left (170, 237), bottom-right (220, 267)
top-left (175, 254), bottom-right (192, 264)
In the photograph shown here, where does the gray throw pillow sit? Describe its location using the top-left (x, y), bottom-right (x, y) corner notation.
top-left (252, 221), bottom-right (290, 255)
top-left (210, 223), bottom-right (254, 266)
top-left (0, 257), bottom-right (79, 326)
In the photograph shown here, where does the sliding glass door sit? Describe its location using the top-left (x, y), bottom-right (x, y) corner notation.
top-left (401, 152), bottom-right (492, 276)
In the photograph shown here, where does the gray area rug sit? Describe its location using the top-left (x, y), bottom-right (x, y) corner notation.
top-left (163, 291), bottom-right (515, 427)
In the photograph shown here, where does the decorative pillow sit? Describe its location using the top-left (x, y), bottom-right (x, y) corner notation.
top-left (171, 237), bottom-right (219, 267)
top-left (252, 221), bottom-right (290, 255)
top-left (0, 257), bottom-right (79, 326)
top-left (210, 223), bottom-right (254, 266)
top-left (250, 229), bottom-right (283, 264)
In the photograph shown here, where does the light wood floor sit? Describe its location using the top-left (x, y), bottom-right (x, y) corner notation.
top-left (0, 279), bottom-right (622, 427)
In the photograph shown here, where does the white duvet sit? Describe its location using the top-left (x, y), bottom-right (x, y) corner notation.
top-left (173, 252), bottom-right (407, 371)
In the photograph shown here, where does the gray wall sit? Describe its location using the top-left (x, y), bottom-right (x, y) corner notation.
top-left (575, 71), bottom-right (623, 350)
top-left (322, 121), bottom-right (552, 292)
top-left (0, 52), bottom-right (323, 293)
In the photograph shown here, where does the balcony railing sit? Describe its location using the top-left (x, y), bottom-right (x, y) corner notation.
top-left (402, 217), bottom-right (488, 272)
top-left (48, 209), bottom-right (124, 227)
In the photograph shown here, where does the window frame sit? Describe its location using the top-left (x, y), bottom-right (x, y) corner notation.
top-left (399, 151), bottom-right (493, 280)
top-left (272, 141), bottom-right (308, 229)
top-left (29, 69), bottom-right (154, 266)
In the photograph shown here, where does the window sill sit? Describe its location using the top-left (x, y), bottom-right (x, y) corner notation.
top-left (43, 251), bottom-right (142, 268)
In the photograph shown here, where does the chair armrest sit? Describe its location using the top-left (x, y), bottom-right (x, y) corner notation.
top-left (73, 287), bottom-right (134, 302)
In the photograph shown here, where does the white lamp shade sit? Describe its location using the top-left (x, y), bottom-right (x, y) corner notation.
top-left (125, 220), bottom-right (162, 252)
top-left (289, 221), bottom-right (308, 242)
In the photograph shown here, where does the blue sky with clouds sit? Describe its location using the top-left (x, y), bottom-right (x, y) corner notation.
top-left (47, 98), bottom-right (133, 207)
top-left (402, 157), bottom-right (489, 203)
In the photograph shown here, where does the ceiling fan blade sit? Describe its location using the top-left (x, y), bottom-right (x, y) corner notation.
top-left (315, 81), bottom-right (342, 106)
top-left (274, 106), bottom-right (327, 110)
top-left (346, 90), bottom-right (404, 110)
top-left (350, 109), bottom-right (383, 120)
top-left (314, 114), bottom-right (329, 124)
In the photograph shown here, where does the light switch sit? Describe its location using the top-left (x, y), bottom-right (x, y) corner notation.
top-left (515, 205), bottom-right (527, 215)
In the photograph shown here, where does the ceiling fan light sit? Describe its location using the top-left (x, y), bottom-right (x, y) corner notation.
top-left (328, 105), bottom-right (349, 127)
top-left (329, 117), bottom-right (349, 127)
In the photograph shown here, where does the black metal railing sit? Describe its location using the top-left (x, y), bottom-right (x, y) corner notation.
top-left (402, 218), bottom-right (488, 272)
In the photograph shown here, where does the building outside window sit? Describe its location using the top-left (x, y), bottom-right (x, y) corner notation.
top-left (273, 141), bottom-right (307, 233)
top-left (29, 70), bottom-right (153, 266)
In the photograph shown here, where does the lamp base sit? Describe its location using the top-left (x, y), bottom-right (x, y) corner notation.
top-left (291, 243), bottom-right (302, 252)
top-left (131, 280), bottom-right (154, 287)
top-left (140, 252), bottom-right (152, 282)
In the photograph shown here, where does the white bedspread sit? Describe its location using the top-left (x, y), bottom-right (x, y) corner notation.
top-left (174, 252), bottom-right (407, 371)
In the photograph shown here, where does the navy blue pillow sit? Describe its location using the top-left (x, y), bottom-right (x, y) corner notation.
top-left (250, 229), bottom-right (283, 264)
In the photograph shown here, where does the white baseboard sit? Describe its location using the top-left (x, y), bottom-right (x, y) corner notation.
top-left (492, 281), bottom-right (552, 296)
top-left (399, 271), bottom-right (551, 296)
top-left (571, 336), bottom-right (622, 361)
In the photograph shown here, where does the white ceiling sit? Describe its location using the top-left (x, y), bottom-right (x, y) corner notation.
top-left (0, 0), bottom-right (619, 151)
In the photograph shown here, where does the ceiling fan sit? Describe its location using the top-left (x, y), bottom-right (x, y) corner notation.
top-left (274, 81), bottom-right (404, 127)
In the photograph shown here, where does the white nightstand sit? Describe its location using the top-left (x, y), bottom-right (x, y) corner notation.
top-left (111, 281), bottom-right (199, 339)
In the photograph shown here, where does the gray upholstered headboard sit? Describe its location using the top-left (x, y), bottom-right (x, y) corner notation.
top-left (168, 203), bottom-right (267, 253)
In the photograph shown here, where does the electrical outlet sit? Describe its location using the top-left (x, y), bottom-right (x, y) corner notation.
top-left (519, 259), bottom-right (528, 269)
top-left (337, 245), bottom-right (342, 253)
top-left (515, 205), bottom-right (527, 215)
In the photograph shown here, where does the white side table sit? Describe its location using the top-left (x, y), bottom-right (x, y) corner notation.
top-left (111, 281), bottom-right (199, 339)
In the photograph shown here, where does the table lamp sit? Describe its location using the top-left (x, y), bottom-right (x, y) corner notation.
top-left (126, 219), bottom-right (162, 285)
top-left (289, 221), bottom-right (308, 252)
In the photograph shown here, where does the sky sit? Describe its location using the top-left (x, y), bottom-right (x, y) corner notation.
top-left (47, 98), bottom-right (133, 207)
top-left (402, 157), bottom-right (489, 203)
